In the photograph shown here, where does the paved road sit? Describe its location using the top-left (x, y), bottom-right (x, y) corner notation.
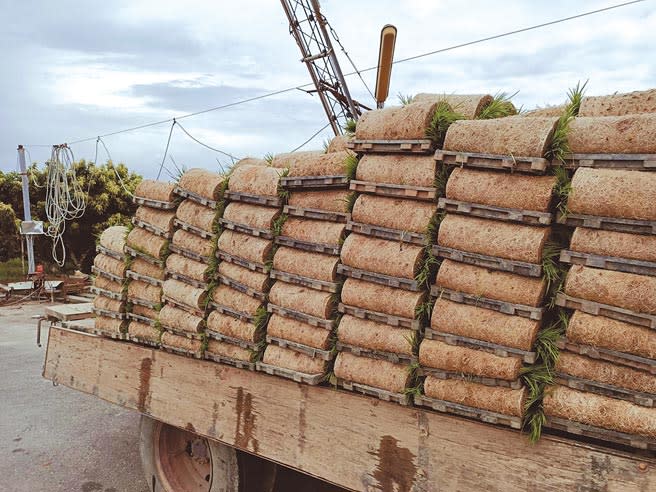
top-left (0, 302), bottom-right (149, 492)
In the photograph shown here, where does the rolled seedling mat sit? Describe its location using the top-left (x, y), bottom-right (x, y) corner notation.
top-left (278, 150), bottom-right (352, 177)
top-left (326, 135), bottom-right (352, 153)
top-left (129, 257), bottom-right (166, 281)
top-left (206, 310), bottom-right (261, 344)
top-left (436, 259), bottom-right (547, 307)
top-left (411, 93), bottom-right (495, 119)
top-left (446, 167), bottom-right (556, 213)
top-left (522, 105), bottom-right (567, 117)
top-left (351, 195), bottom-right (436, 234)
top-left (556, 352), bottom-right (656, 396)
top-left (93, 275), bottom-right (124, 294)
top-left (223, 202), bottom-right (279, 230)
top-left (128, 320), bottom-right (160, 343)
top-left (211, 284), bottom-right (263, 317)
top-left (176, 199), bottom-right (218, 233)
top-left (288, 189), bottom-right (350, 213)
top-left (340, 233), bottom-right (423, 280)
top-left (217, 261), bottom-right (271, 293)
top-left (579, 88), bottom-right (656, 117)
top-left (355, 101), bottom-right (441, 141)
top-left (544, 385), bottom-right (656, 438)
top-left (337, 315), bottom-right (413, 356)
top-left (355, 154), bottom-right (436, 187)
top-left (161, 331), bottom-right (203, 356)
top-left (94, 253), bottom-right (127, 278)
top-left (438, 215), bottom-right (549, 264)
top-left (570, 227), bottom-right (656, 263)
top-left (341, 278), bottom-right (425, 320)
top-left (568, 168), bottom-right (656, 221)
top-left (270, 150), bottom-right (324, 169)
top-left (568, 114), bottom-right (656, 155)
top-left (431, 298), bottom-right (540, 352)
top-left (171, 229), bottom-right (214, 259)
top-left (98, 226), bottom-right (128, 256)
top-left (280, 218), bottom-right (345, 246)
top-left (159, 304), bottom-right (204, 335)
top-left (423, 376), bottom-right (526, 418)
top-left (443, 116), bottom-right (558, 157)
top-left (131, 304), bottom-right (160, 320)
top-left (166, 254), bottom-right (210, 283)
top-left (128, 279), bottom-right (162, 304)
top-left (135, 206), bottom-right (176, 233)
top-left (267, 314), bottom-right (332, 350)
top-left (567, 310), bottom-right (656, 359)
top-left (93, 295), bottom-right (125, 314)
top-left (228, 164), bottom-right (282, 198)
top-left (206, 339), bottom-right (253, 362)
top-left (217, 230), bottom-right (273, 265)
top-left (334, 351), bottom-right (410, 394)
top-left (419, 339), bottom-right (523, 381)
top-left (565, 264), bottom-right (656, 315)
top-left (178, 168), bottom-right (226, 201)
top-left (162, 278), bottom-right (206, 311)
top-left (135, 179), bottom-right (176, 203)
top-left (269, 281), bottom-right (335, 319)
top-left (126, 228), bottom-right (168, 260)
top-left (262, 344), bottom-right (327, 375)
top-left (272, 247), bottom-right (339, 283)
top-left (95, 316), bottom-right (126, 335)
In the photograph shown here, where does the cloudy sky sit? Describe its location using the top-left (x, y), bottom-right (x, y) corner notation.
top-left (0, 0), bottom-right (654, 178)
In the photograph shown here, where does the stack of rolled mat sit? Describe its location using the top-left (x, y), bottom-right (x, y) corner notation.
top-left (417, 115), bottom-right (562, 428)
top-left (257, 143), bottom-right (356, 384)
top-left (90, 225), bottom-right (130, 337)
top-left (123, 179), bottom-right (177, 348)
top-left (547, 109), bottom-right (656, 449)
top-left (206, 161), bottom-right (284, 369)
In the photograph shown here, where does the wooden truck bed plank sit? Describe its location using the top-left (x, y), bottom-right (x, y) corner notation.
top-left (43, 327), bottom-right (654, 492)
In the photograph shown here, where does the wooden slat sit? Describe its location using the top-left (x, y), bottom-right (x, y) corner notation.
top-left (44, 303), bottom-right (94, 321)
top-left (43, 327), bottom-right (655, 492)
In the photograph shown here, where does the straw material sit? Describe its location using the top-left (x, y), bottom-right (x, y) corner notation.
top-left (130, 258), bottom-right (166, 280)
top-left (94, 253), bottom-right (127, 278)
top-left (131, 304), bottom-right (159, 319)
top-left (128, 321), bottom-right (160, 342)
top-left (211, 284), bottom-right (263, 315)
top-left (443, 116), bottom-right (558, 157)
top-left (419, 339), bottom-right (522, 381)
top-left (569, 114), bottom-right (656, 154)
top-left (438, 215), bottom-right (549, 264)
top-left (269, 281), bottom-right (335, 319)
top-left (228, 165), bottom-right (281, 197)
top-left (134, 180), bottom-right (176, 202)
top-left (567, 310), bottom-right (656, 359)
top-left (98, 226), bottom-right (128, 255)
top-left (579, 88), bottom-right (656, 117)
top-left (126, 228), bottom-right (168, 259)
top-left (165, 254), bottom-right (209, 283)
top-left (565, 265), bottom-right (656, 314)
top-left (217, 262), bottom-right (270, 292)
top-left (172, 229), bottom-right (214, 258)
top-left (279, 151), bottom-right (352, 177)
top-left (543, 385), bottom-right (656, 437)
top-left (355, 154), bottom-right (436, 187)
top-left (262, 344), bottom-right (327, 374)
top-left (568, 168), bottom-right (656, 221)
top-left (556, 352), bottom-right (656, 395)
top-left (223, 202), bottom-right (279, 230)
top-left (178, 168), bottom-right (226, 201)
top-left (159, 304), bottom-right (204, 334)
top-left (206, 339), bottom-right (252, 361)
top-left (95, 316), bottom-right (125, 334)
top-left (272, 247), bottom-right (339, 282)
top-left (431, 298), bottom-right (540, 351)
top-left (412, 93), bottom-right (494, 119)
top-left (93, 276), bottom-right (124, 294)
top-left (234, 157), bottom-right (267, 168)
top-left (424, 377), bottom-right (526, 417)
top-left (267, 314), bottom-right (332, 349)
top-left (326, 135), bottom-right (352, 153)
top-left (162, 279), bottom-right (206, 310)
top-left (161, 332), bottom-right (203, 354)
top-left (217, 230), bottom-right (272, 264)
top-left (281, 218), bottom-right (345, 246)
top-left (355, 101), bottom-right (438, 140)
top-left (340, 233), bottom-right (423, 279)
top-left (337, 315), bottom-right (413, 355)
top-left (436, 260), bottom-right (547, 307)
top-left (334, 352), bottom-right (410, 394)
top-left (288, 190), bottom-right (350, 213)
top-left (94, 295), bottom-right (125, 313)
top-left (352, 195), bottom-right (436, 234)
top-left (522, 105), bottom-right (566, 117)
top-left (176, 199), bottom-right (217, 233)
top-left (135, 206), bottom-right (176, 232)
top-left (570, 227), bottom-right (656, 262)
top-left (446, 167), bottom-right (556, 212)
top-left (341, 278), bottom-right (425, 319)
top-left (207, 311), bottom-right (260, 343)
top-left (270, 151), bottom-right (323, 169)
top-left (128, 280), bottom-right (162, 304)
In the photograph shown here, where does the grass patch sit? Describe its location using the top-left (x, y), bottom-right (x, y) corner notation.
top-left (263, 152), bottom-right (274, 165)
top-left (277, 168), bottom-right (290, 200)
top-left (546, 81), bottom-right (588, 163)
top-left (397, 92), bottom-right (415, 106)
top-left (344, 118), bottom-right (357, 136)
top-left (433, 166), bottom-right (451, 199)
top-left (551, 165), bottom-right (572, 218)
top-left (253, 306), bottom-right (269, 332)
top-left (521, 364), bottom-right (553, 443)
top-left (272, 214), bottom-right (288, 237)
top-left (426, 101), bottom-right (465, 147)
top-left (477, 91), bottom-right (518, 120)
top-left (542, 242), bottom-right (564, 292)
top-left (322, 138), bottom-right (331, 152)
top-left (343, 154), bottom-right (359, 181)
top-left (0, 257), bottom-right (25, 281)
top-left (342, 191), bottom-right (358, 213)
top-left (566, 80), bottom-right (588, 117)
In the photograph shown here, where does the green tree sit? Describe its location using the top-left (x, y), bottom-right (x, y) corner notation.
top-left (0, 202), bottom-right (21, 262)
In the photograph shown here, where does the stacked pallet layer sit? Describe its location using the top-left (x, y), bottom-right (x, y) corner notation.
top-left (546, 106), bottom-right (656, 450)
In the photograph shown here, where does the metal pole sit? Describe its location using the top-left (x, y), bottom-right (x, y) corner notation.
top-left (17, 145), bottom-right (36, 274)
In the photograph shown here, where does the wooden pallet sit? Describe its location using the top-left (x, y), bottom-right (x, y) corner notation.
top-left (208, 302), bottom-right (256, 324)
top-left (346, 221), bottom-right (426, 246)
top-left (347, 139), bottom-right (434, 154)
top-left (275, 236), bottom-right (340, 255)
top-left (335, 342), bottom-right (414, 364)
top-left (337, 264), bottom-right (421, 291)
top-left (267, 303), bottom-right (334, 330)
top-left (173, 219), bottom-right (215, 240)
top-left (128, 297), bottom-right (160, 311)
top-left (89, 286), bottom-right (126, 302)
top-left (124, 246), bottom-right (165, 267)
top-left (424, 328), bottom-right (537, 364)
top-left (131, 217), bottom-right (172, 239)
top-left (159, 324), bottom-right (204, 341)
top-left (216, 251), bottom-right (267, 274)
top-left (414, 395), bottom-right (523, 429)
top-left (224, 191), bottom-right (282, 208)
top-left (419, 367), bottom-right (523, 390)
top-left (125, 334), bottom-right (160, 348)
top-left (168, 244), bottom-right (212, 265)
top-left (562, 153), bottom-right (656, 170)
top-left (557, 212), bottom-right (656, 236)
top-left (555, 373), bottom-right (655, 407)
top-left (92, 308), bottom-right (126, 320)
top-left (132, 196), bottom-right (176, 210)
top-left (269, 270), bottom-right (339, 293)
top-left (336, 379), bottom-right (410, 405)
top-left (560, 250), bottom-right (656, 277)
top-left (349, 180), bottom-right (437, 201)
top-left (557, 338), bottom-right (656, 375)
top-left (266, 336), bottom-right (334, 361)
top-left (205, 352), bottom-right (255, 370)
top-left (431, 286), bottom-right (544, 320)
top-left (545, 416), bottom-right (656, 451)
top-left (126, 312), bottom-right (158, 326)
top-left (161, 296), bottom-right (204, 317)
top-left (283, 205), bottom-right (348, 223)
top-left (280, 175), bottom-right (348, 189)
top-left (216, 274), bottom-right (268, 300)
top-left (438, 198), bottom-right (553, 225)
top-left (555, 293), bottom-right (656, 330)
top-left (165, 271), bottom-right (207, 290)
top-left (160, 344), bottom-right (203, 359)
top-left (432, 245), bottom-right (543, 278)
top-left (338, 303), bottom-right (421, 330)
top-left (91, 266), bottom-right (125, 284)
top-left (174, 186), bottom-right (220, 209)
top-left (256, 362), bottom-right (324, 385)
top-left (205, 330), bottom-right (261, 350)
top-left (126, 270), bottom-right (163, 287)
top-left (95, 245), bottom-right (125, 262)
top-left (435, 150), bottom-right (549, 174)
top-left (219, 218), bottom-right (273, 239)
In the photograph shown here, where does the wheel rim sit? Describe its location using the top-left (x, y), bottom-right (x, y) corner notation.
top-left (153, 422), bottom-right (213, 492)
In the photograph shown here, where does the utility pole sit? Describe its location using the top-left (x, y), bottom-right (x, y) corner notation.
top-left (17, 145), bottom-right (36, 274)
